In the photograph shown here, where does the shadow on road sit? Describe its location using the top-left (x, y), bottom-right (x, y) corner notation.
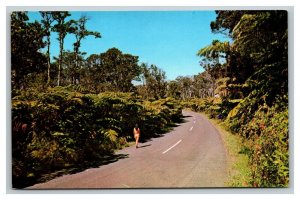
top-left (138, 144), bottom-right (152, 148)
top-left (24, 113), bottom-right (194, 188)
top-left (183, 115), bottom-right (193, 118)
top-left (23, 153), bottom-right (129, 189)
top-left (93, 154), bottom-right (129, 166)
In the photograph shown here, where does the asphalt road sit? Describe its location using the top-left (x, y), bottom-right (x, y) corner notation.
top-left (29, 110), bottom-right (228, 189)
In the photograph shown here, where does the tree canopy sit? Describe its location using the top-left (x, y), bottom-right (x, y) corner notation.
top-left (11, 12), bottom-right (47, 90)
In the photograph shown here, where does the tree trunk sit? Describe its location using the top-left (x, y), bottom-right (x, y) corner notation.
top-left (57, 37), bottom-right (63, 86)
top-left (74, 50), bottom-right (79, 85)
top-left (46, 36), bottom-right (51, 85)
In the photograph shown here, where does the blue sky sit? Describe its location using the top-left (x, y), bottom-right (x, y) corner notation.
top-left (28, 11), bottom-right (229, 81)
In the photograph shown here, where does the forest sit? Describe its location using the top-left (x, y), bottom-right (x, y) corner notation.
top-left (11, 11), bottom-right (288, 188)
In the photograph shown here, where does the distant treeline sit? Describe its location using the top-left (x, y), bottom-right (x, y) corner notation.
top-left (11, 11), bottom-right (217, 100)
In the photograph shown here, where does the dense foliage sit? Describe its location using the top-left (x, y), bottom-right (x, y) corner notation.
top-left (84, 48), bottom-right (140, 93)
top-left (240, 99), bottom-right (289, 187)
top-left (185, 96), bottom-right (289, 187)
top-left (11, 12), bottom-right (47, 90)
top-left (192, 10), bottom-right (289, 187)
top-left (12, 87), bottom-right (183, 188)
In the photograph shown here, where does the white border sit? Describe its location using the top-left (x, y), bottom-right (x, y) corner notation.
top-left (2, 1), bottom-right (299, 200)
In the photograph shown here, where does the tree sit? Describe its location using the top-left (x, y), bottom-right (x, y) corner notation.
top-left (11, 12), bottom-right (47, 90)
top-left (52, 11), bottom-right (75, 86)
top-left (40, 12), bottom-right (55, 85)
top-left (166, 81), bottom-right (181, 99)
top-left (141, 63), bottom-right (167, 100)
top-left (193, 72), bottom-right (215, 98)
top-left (57, 50), bottom-right (85, 85)
top-left (71, 16), bottom-right (101, 84)
top-left (212, 11), bottom-right (288, 104)
top-left (99, 48), bottom-right (140, 92)
top-left (210, 11), bottom-right (245, 36)
top-left (175, 76), bottom-right (194, 100)
top-left (197, 40), bottom-right (230, 79)
top-left (197, 39), bottom-right (247, 98)
top-left (83, 54), bottom-right (103, 92)
top-left (232, 11), bottom-right (288, 104)
top-left (210, 11), bottom-right (289, 187)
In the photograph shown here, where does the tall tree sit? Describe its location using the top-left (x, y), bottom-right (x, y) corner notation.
top-left (84, 54), bottom-right (103, 92)
top-left (58, 50), bottom-right (84, 85)
top-left (142, 63), bottom-right (167, 99)
top-left (198, 40), bottom-right (230, 76)
top-left (193, 72), bottom-right (215, 98)
top-left (11, 12), bottom-right (47, 90)
top-left (99, 48), bottom-right (140, 92)
top-left (71, 16), bottom-right (101, 84)
top-left (232, 11), bottom-right (288, 104)
top-left (166, 81), bottom-right (181, 99)
top-left (175, 76), bottom-right (194, 100)
top-left (52, 11), bottom-right (75, 86)
top-left (197, 40), bottom-right (231, 97)
top-left (210, 11), bottom-right (245, 36)
top-left (40, 11), bottom-right (55, 85)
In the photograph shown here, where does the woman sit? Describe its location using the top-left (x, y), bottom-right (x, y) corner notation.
top-left (133, 124), bottom-right (141, 148)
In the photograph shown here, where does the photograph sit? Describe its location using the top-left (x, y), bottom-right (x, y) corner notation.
top-left (10, 9), bottom-right (289, 189)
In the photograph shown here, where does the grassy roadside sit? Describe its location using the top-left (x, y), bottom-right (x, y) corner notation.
top-left (203, 114), bottom-right (252, 187)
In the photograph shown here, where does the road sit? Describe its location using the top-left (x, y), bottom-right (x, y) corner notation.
top-left (28, 110), bottom-right (228, 189)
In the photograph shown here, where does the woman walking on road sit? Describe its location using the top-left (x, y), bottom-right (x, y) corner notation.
top-left (133, 124), bottom-right (140, 148)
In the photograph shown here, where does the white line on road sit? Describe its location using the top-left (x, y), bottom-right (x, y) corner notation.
top-left (162, 140), bottom-right (182, 154)
top-left (189, 126), bottom-right (193, 131)
top-left (122, 184), bottom-right (130, 188)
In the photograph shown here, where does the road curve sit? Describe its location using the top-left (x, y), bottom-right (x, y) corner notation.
top-left (28, 110), bottom-right (228, 189)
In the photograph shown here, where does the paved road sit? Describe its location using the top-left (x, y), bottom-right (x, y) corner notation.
top-left (29, 110), bottom-right (228, 189)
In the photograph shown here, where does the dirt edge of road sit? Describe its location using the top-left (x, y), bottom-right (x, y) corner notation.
top-left (200, 112), bottom-right (251, 187)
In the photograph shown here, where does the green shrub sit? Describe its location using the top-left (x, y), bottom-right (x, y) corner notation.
top-left (242, 104), bottom-right (288, 187)
top-left (12, 87), bottom-right (183, 188)
top-left (180, 95), bottom-right (288, 187)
